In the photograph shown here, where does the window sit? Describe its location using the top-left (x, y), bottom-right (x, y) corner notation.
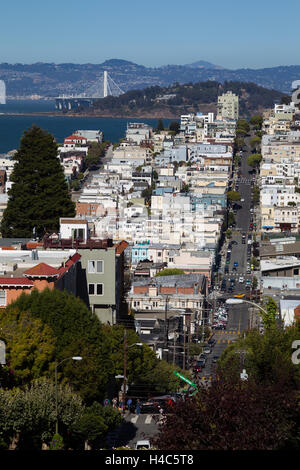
top-left (88, 284), bottom-right (95, 295)
top-left (0, 290), bottom-right (6, 306)
top-left (88, 283), bottom-right (104, 296)
top-left (88, 260), bottom-right (104, 274)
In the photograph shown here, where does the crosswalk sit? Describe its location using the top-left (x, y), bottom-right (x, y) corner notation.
top-left (235, 177), bottom-right (254, 184)
top-left (214, 330), bottom-right (239, 335)
top-left (127, 413), bottom-right (163, 424)
top-left (215, 338), bottom-right (238, 344)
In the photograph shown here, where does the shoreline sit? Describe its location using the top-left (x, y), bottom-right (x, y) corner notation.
top-left (0, 111), bottom-right (179, 119)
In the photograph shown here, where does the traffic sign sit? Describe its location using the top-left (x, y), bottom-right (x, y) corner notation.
top-left (120, 384), bottom-right (129, 392)
top-left (173, 371), bottom-right (197, 388)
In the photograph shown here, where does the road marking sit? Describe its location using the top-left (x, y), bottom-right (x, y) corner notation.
top-left (145, 415), bottom-right (153, 424)
top-left (130, 415), bottom-right (139, 423)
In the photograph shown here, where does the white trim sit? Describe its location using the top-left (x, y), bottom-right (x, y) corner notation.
top-left (88, 260), bottom-right (104, 274)
top-left (88, 283), bottom-right (104, 296)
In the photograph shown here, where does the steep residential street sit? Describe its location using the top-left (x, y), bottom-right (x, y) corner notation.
top-left (199, 130), bottom-right (260, 381)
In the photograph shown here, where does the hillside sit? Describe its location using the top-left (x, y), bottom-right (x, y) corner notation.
top-left (0, 60), bottom-right (298, 98)
top-left (80, 81), bottom-right (286, 118)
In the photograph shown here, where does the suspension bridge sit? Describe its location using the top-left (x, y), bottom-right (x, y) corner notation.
top-left (55, 71), bottom-right (124, 111)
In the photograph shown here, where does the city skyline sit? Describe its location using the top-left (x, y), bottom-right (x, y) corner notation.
top-left (0, 0), bottom-right (299, 69)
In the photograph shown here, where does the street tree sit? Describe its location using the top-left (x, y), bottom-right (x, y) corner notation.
top-left (168, 121), bottom-right (180, 134)
top-left (250, 136), bottom-right (261, 150)
top-left (250, 115), bottom-right (263, 130)
top-left (247, 153), bottom-right (262, 168)
top-left (0, 307), bottom-right (56, 386)
top-left (0, 378), bottom-right (83, 450)
top-left (227, 191), bottom-right (241, 202)
top-left (217, 323), bottom-right (300, 390)
top-left (156, 119), bottom-right (165, 131)
top-left (86, 142), bottom-right (107, 168)
top-left (234, 137), bottom-right (245, 151)
top-left (7, 289), bottom-right (182, 404)
top-left (152, 378), bottom-right (299, 450)
top-left (1, 126), bottom-right (75, 238)
top-left (70, 401), bottom-right (122, 450)
top-left (262, 296), bottom-right (278, 329)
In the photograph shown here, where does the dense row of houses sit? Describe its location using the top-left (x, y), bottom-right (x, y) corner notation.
top-left (0, 91), bottom-right (240, 361)
top-left (258, 98), bottom-right (300, 325)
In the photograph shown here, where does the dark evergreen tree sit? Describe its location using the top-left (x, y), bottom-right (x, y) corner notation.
top-left (1, 126), bottom-right (75, 238)
top-left (156, 119), bottom-right (165, 131)
top-left (168, 121), bottom-right (180, 134)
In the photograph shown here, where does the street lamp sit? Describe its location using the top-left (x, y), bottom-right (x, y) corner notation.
top-left (225, 297), bottom-right (268, 316)
top-left (55, 356), bottom-right (82, 434)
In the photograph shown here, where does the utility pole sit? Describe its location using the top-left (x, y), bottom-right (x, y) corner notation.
top-left (183, 315), bottom-right (186, 370)
top-left (123, 329), bottom-right (127, 410)
top-left (164, 296), bottom-right (169, 359)
top-left (173, 332), bottom-right (176, 366)
top-left (187, 315), bottom-right (191, 369)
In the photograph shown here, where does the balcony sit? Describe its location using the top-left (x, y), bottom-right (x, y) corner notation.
top-left (43, 236), bottom-right (114, 250)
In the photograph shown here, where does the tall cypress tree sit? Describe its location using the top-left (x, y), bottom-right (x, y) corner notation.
top-left (1, 125), bottom-right (75, 238)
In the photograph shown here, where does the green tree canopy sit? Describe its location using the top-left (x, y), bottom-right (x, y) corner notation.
top-left (153, 378), bottom-right (300, 450)
top-left (247, 153), bottom-right (262, 168)
top-left (0, 308), bottom-right (56, 386)
top-left (1, 126), bottom-right (75, 238)
top-left (70, 401), bottom-right (122, 449)
top-left (86, 142), bottom-right (107, 168)
top-left (6, 289), bottom-right (182, 403)
top-left (227, 190), bottom-right (241, 202)
top-left (217, 322), bottom-right (300, 389)
top-left (250, 136), bottom-right (261, 149)
top-left (261, 296), bottom-right (278, 330)
top-left (155, 268), bottom-right (185, 277)
top-left (234, 137), bottom-right (245, 151)
top-left (250, 114), bottom-right (263, 130)
top-left (0, 378), bottom-right (83, 450)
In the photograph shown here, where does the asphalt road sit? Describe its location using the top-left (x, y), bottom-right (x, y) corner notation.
top-left (106, 412), bottom-right (161, 449)
top-left (71, 144), bottom-right (113, 201)
top-left (199, 133), bottom-right (257, 381)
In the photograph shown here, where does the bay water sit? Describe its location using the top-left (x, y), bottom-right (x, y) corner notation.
top-left (0, 100), bottom-right (173, 153)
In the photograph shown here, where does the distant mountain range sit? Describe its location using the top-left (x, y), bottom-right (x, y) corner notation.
top-left (0, 59), bottom-right (298, 97)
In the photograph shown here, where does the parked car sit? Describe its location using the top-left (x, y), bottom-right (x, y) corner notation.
top-left (136, 440), bottom-right (151, 450)
top-left (197, 358), bottom-right (206, 368)
top-left (212, 356), bottom-right (219, 364)
top-left (140, 401), bottom-right (158, 414)
top-left (203, 347), bottom-right (211, 354)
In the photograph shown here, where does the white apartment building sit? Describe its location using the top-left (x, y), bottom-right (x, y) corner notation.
top-left (217, 91), bottom-right (239, 120)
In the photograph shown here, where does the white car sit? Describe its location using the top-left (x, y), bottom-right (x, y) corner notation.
top-left (136, 440), bottom-right (151, 450)
top-left (239, 276), bottom-right (244, 283)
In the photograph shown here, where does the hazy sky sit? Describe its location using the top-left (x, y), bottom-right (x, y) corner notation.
top-left (1, 0), bottom-right (299, 68)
